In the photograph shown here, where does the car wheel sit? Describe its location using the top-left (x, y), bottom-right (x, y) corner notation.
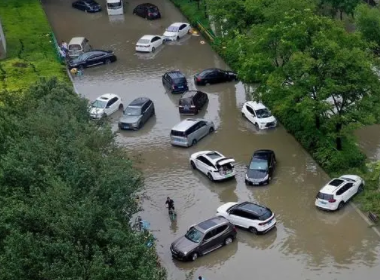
top-left (224, 236), bottom-right (233, 246)
top-left (78, 64), bottom-right (84, 70)
top-left (242, 112), bottom-right (245, 117)
top-left (105, 59), bottom-right (111, 65)
top-left (249, 227), bottom-right (258, 234)
top-left (254, 123), bottom-right (259, 130)
top-left (101, 113), bottom-right (107, 119)
top-left (152, 47), bottom-right (156, 53)
top-left (191, 252), bottom-right (198, 261)
top-left (207, 173), bottom-right (214, 181)
top-left (176, 36), bottom-right (180, 41)
top-left (338, 202), bottom-right (344, 210)
top-left (209, 127), bottom-right (214, 134)
top-left (358, 183), bottom-right (364, 193)
top-left (192, 139), bottom-right (197, 146)
top-left (245, 179), bottom-right (250, 185)
top-left (118, 104), bottom-right (123, 110)
top-left (190, 161), bottom-right (196, 170)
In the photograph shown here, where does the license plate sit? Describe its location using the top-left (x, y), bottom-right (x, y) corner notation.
top-left (320, 201), bottom-right (327, 205)
top-left (252, 182), bottom-right (259, 185)
top-left (178, 86), bottom-right (183, 88)
top-left (124, 125), bottom-right (129, 129)
top-left (267, 219), bottom-right (273, 225)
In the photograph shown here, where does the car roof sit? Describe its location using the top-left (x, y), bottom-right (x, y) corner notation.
top-left (236, 202), bottom-right (269, 216)
top-left (140, 35), bottom-right (158, 40)
top-left (129, 97), bottom-right (151, 107)
top-left (141, 3), bottom-right (157, 8)
top-left (166, 70), bottom-right (185, 78)
top-left (171, 118), bottom-right (205, 132)
top-left (320, 178), bottom-right (347, 194)
top-left (69, 37), bottom-right (87, 45)
top-left (245, 101), bottom-right (267, 110)
top-left (97, 93), bottom-right (119, 101)
top-left (181, 90), bottom-right (201, 99)
top-left (204, 151), bottom-right (223, 161)
top-left (252, 149), bottom-right (273, 159)
top-left (170, 22), bottom-right (188, 27)
top-left (196, 216), bottom-right (228, 232)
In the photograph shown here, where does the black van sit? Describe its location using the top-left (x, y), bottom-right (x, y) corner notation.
top-left (179, 90), bottom-right (208, 115)
top-left (162, 70), bottom-right (189, 93)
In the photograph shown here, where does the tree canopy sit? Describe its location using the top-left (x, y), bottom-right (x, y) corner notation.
top-left (0, 79), bottom-right (165, 280)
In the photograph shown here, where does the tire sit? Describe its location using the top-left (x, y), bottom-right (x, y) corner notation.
top-left (176, 36), bottom-right (180, 41)
top-left (78, 64), bottom-right (84, 70)
top-left (224, 236), bottom-right (233, 246)
top-left (242, 112), bottom-right (245, 117)
top-left (207, 173), bottom-right (214, 181)
top-left (190, 161), bottom-right (196, 170)
top-left (118, 104), bottom-right (123, 110)
top-left (209, 127), bottom-right (214, 134)
top-left (245, 179), bottom-right (250, 185)
top-left (358, 183), bottom-right (364, 193)
top-left (105, 59), bottom-right (111, 65)
top-left (152, 47), bottom-right (156, 53)
top-left (192, 139), bottom-right (197, 146)
top-left (191, 252), bottom-right (198, 261)
top-left (101, 113), bottom-right (107, 119)
top-left (249, 227), bottom-right (258, 234)
top-left (338, 202), bottom-right (344, 210)
top-left (254, 123), bottom-right (259, 130)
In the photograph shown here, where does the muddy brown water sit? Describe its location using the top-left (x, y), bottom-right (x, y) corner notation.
top-left (42, 1), bottom-right (380, 279)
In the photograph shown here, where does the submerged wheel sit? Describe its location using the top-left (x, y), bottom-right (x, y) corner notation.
top-left (192, 139), bottom-right (197, 146)
top-left (224, 237), bottom-right (233, 245)
top-left (190, 161), bottom-right (196, 169)
top-left (191, 252), bottom-right (198, 261)
top-left (249, 227), bottom-right (258, 234)
top-left (338, 202), bottom-right (344, 210)
top-left (152, 47), bottom-right (156, 53)
top-left (209, 127), bottom-right (214, 134)
top-left (207, 173), bottom-right (214, 181)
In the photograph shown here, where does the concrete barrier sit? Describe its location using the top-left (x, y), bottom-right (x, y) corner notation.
top-left (0, 17), bottom-right (6, 59)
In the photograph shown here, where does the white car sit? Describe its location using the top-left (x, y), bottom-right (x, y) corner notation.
top-left (189, 151), bottom-right (236, 181)
top-left (135, 35), bottom-right (164, 53)
top-left (216, 202), bottom-right (276, 234)
top-left (89, 93), bottom-right (123, 119)
top-left (241, 101), bottom-right (277, 129)
top-left (315, 175), bottom-right (365, 211)
top-left (163, 22), bottom-right (191, 41)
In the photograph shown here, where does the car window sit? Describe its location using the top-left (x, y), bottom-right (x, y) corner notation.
top-left (203, 230), bottom-right (215, 241)
top-left (317, 192), bottom-right (333, 200)
top-left (179, 24), bottom-right (186, 30)
top-left (249, 158), bottom-right (268, 170)
top-left (214, 225), bottom-right (228, 235)
top-left (255, 108), bottom-right (272, 118)
top-left (198, 156), bottom-right (212, 167)
top-left (107, 97), bottom-right (118, 107)
top-left (167, 25), bottom-right (179, 32)
top-left (153, 36), bottom-right (161, 42)
top-left (138, 38), bottom-right (150, 44)
top-left (246, 106), bottom-right (255, 115)
top-left (186, 125), bottom-right (196, 135)
top-left (124, 106), bottom-right (141, 116)
top-left (171, 130), bottom-right (185, 137)
top-left (198, 121), bottom-right (206, 128)
top-left (185, 227), bottom-right (203, 243)
top-left (92, 99), bottom-right (107, 108)
top-left (199, 70), bottom-right (212, 77)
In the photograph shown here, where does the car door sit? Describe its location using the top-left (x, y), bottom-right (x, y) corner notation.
top-left (106, 97), bottom-right (117, 115)
top-left (179, 24), bottom-right (187, 37)
top-left (141, 102), bottom-right (149, 123)
top-left (216, 70), bottom-right (226, 82)
top-left (196, 155), bottom-right (212, 174)
top-left (228, 209), bottom-right (246, 227)
top-left (197, 121), bottom-right (209, 138)
top-left (198, 92), bottom-right (207, 109)
top-left (245, 105), bottom-right (256, 124)
top-left (268, 154), bottom-right (274, 177)
top-left (336, 184), bottom-right (349, 202)
top-left (199, 230), bottom-right (217, 254)
top-left (86, 53), bottom-right (103, 67)
top-left (344, 182), bottom-right (355, 201)
top-left (152, 36), bottom-right (162, 48)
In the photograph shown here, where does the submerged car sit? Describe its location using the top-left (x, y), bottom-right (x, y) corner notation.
top-left (216, 202), bottom-right (276, 234)
top-left (170, 118), bottom-right (215, 147)
top-left (170, 216), bottom-right (237, 261)
top-left (135, 35), bottom-right (164, 53)
top-left (162, 70), bottom-right (188, 93)
top-left (241, 101), bottom-right (277, 129)
top-left (190, 151), bottom-right (236, 181)
top-left (68, 50), bottom-right (117, 70)
top-left (133, 3), bottom-right (161, 19)
top-left (72, 0), bottom-right (102, 13)
top-left (194, 68), bottom-right (237, 85)
top-left (179, 90), bottom-right (208, 115)
top-left (245, 150), bottom-right (276, 186)
top-left (163, 22), bottom-right (191, 41)
top-left (315, 175), bottom-right (364, 211)
top-left (118, 97), bottom-right (155, 130)
top-left (89, 93), bottom-right (123, 119)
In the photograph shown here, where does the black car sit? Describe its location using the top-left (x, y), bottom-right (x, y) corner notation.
top-left (170, 216), bottom-right (237, 261)
top-left (245, 149), bottom-right (276, 186)
top-left (68, 50), bottom-right (117, 70)
top-left (133, 3), bottom-right (161, 20)
top-left (179, 90), bottom-right (208, 115)
top-left (72, 0), bottom-right (101, 13)
top-left (194, 68), bottom-right (238, 86)
top-left (118, 97), bottom-right (155, 130)
top-left (162, 70), bottom-right (188, 93)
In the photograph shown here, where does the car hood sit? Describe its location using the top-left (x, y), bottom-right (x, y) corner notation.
top-left (89, 107), bottom-right (105, 115)
top-left (171, 236), bottom-right (198, 253)
top-left (217, 202), bottom-right (238, 214)
top-left (257, 116), bottom-right (276, 123)
top-left (164, 31), bottom-right (177, 37)
top-left (247, 169), bottom-right (268, 179)
top-left (119, 115), bottom-right (142, 124)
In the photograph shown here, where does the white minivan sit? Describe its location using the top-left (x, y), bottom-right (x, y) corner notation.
top-left (106, 0), bottom-right (124, 15)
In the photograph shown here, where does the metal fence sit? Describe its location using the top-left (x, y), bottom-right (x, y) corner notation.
top-left (0, 17), bottom-right (6, 59)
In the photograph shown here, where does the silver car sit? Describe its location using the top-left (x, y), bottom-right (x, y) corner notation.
top-left (170, 118), bottom-right (215, 147)
top-left (118, 97), bottom-right (155, 130)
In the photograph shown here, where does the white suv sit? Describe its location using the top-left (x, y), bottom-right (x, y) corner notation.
top-left (315, 175), bottom-right (364, 211)
top-left (216, 202), bottom-right (276, 234)
top-left (241, 101), bottom-right (277, 129)
top-left (190, 151), bottom-right (235, 181)
top-left (89, 93), bottom-right (123, 119)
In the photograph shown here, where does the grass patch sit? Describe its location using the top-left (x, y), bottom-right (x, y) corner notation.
top-left (0, 0), bottom-right (67, 93)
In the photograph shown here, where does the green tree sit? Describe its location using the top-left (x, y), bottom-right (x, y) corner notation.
top-left (355, 3), bottom-right (380, 54)
top-left (0, 79), bottom-right (166, 280)
top-left (321, 0), bottom-right (361, 19)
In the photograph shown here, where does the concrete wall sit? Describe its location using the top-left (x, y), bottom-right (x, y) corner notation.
top-left (0, 17), bottom-right (6, 59)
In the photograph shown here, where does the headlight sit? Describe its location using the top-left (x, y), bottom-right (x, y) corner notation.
top-left (183, 251), bottom-right (187, 255)
top-left (245, 174), bottom-right (249, 179)
top-left (132, 122), bottom-right (139, 127)
top-left (262, 174), bottom-right (269, 181)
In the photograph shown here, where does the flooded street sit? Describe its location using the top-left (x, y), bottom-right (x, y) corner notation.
top-left (43, 1), bottom-right (380, 279)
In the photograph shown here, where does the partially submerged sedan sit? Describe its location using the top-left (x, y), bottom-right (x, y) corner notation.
top-left (194, 68), bottom-right (238, 86)
top-left (163, 22), bottom-right (191, 41)
top-left (135, 35), bottom-right (164, 53)
top-left (190, 151), bottom-right (236, 181)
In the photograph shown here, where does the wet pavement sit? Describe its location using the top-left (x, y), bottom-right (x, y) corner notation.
top-left (42, 1), bottom-right (380, 279)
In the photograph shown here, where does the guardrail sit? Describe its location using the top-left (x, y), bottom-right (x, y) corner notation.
top-left (196, 21), bottom-right (215, 42)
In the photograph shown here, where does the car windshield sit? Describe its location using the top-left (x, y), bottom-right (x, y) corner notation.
top-left (69, 44), bottom-right (81, 51)
top-left (173, 77), bottom-right (187, 84)
top-left (317, 192), bottom-right (333, 200)
top-left (249, 159), bottom-right (268, 171)
top-left (179, 97), bottom-right (192, 106)
top-left (124, 106), bottom-right (141, 116)
top-left (138, 39), bottom-right (150, 44)
top-left (166, 25), bottom-right (179, 32)
top-left (185, 227), bottom-right (203, 243)
top-left (148, 7), bottom-right (158, 12)
top-left (255, 108), bottom-right (272, 118)
top-left (92, 99), bottom-right (107, 108)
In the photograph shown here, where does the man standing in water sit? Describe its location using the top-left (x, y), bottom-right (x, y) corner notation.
top-left (165, 197), bottom-right (175, 213)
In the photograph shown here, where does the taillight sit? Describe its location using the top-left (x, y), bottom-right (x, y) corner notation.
top-left (233, 226), bottom-right (237, 232)
top-left (148, 13), bottom-right (152, 16)
top-left (196, 77), bottom-right (201, 82)
top-left (190, 105), bottom-right (196, 108)
top-left (328, 199), bottom-right (336, 203)
top-left (258, 222), bottom-right (265, 226)
top-left (172, 85), bottom-right (175, 89)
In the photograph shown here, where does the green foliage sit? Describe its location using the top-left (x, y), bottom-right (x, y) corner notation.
top-left (0, 79), bottom-right (166, 280)
top-left (320, 0), bottom-right (361, 18)
top-left (355, 4), bottom-right (380, 54)
top-left (170, 0), bottom-right (210, 28)
top-left (0, 0), bottom-right (67, 93)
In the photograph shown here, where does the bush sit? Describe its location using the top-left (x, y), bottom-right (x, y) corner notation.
top-left (0, 0), bottom-right (66, 93)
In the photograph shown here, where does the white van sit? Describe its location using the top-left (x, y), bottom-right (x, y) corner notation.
top-left (107, 0), bottom-right (124, 16)
top-left (68, 37), bottom-right (91, 58)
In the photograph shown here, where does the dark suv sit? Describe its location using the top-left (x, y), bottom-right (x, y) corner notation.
top-left (170, 216), bottom-right (237, 262)
top-left (118, 97), bottom-right (155, 130)
top-left (245, 149), bottom-right (276, 186)
top-left (179, 90), bottom-right (208, 115)
top-left (162, 70), bottom-right (189, 93)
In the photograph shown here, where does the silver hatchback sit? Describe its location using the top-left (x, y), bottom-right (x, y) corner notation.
top-left (170, 118), bottom-right (215, 147)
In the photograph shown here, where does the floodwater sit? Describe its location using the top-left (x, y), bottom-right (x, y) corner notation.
top-left (42, 1), bottom-right (380, 279)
